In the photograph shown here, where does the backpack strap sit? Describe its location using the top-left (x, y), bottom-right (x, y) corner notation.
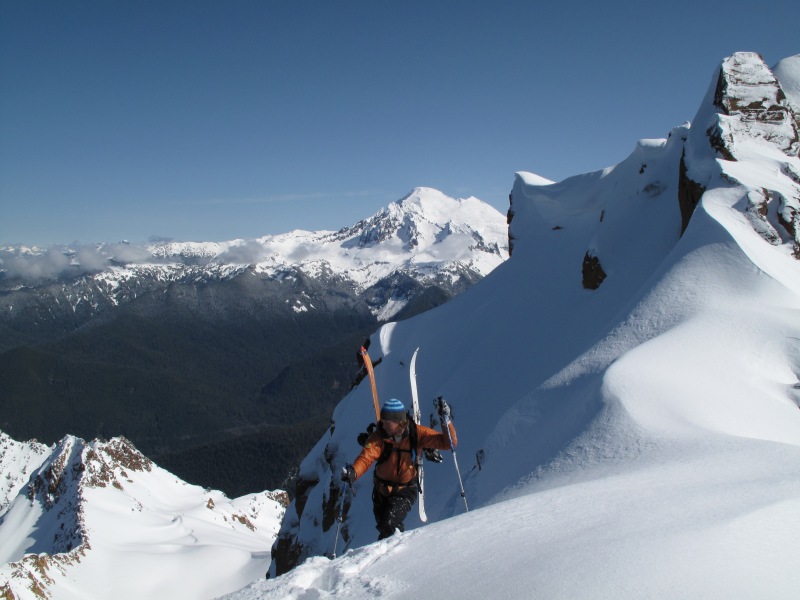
top-left (375, 413), bottom-right (419, 466)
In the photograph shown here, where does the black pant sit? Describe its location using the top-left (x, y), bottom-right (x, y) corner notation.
top-left (372, 483), bottom-right (418, 540)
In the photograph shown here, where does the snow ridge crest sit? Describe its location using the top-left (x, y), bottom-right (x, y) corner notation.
top-left (0, 432), bottom-right (287, 599)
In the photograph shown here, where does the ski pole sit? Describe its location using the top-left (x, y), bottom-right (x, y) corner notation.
top-left (332, 477), bottom-right (349, 559)
top-left (436, 397), bottom-right (469, 512)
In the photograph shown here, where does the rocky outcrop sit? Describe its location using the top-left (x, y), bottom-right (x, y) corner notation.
top-left (711, 52), bottom-right (800, 159)
top-left (507, 192), bottom-right (516, 256)
top-left (1, 433), bottom-right (287, 598)
top-left (582, 252), bottom-right (607, 290)
top-left (678, 150), bottom-right (707, 236)
top-left (270, 438), bottom-right (344, 577)
top-left (679, 52), bottom-right (800, 253)
top-left (82, 437), bottom-right (153, 490)
top-left (706, 53), bottom-right (800, 254)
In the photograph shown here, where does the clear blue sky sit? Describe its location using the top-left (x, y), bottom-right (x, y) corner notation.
top-left (1, 0), bottom-right (798, 246)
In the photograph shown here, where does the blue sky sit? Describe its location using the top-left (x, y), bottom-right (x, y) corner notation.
top-left (1, 0), bottom-right (798, 246)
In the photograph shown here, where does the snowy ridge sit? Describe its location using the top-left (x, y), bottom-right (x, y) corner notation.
top-left (0, 433), bottom-right (49, 512)
top-left (0, 434), bottom-right (286, 600)
top-left (255, 52), bottom-right (800, 599)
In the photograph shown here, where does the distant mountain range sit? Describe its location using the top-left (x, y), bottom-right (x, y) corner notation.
top-left (0, 188), bottom-right (508, 497)
top-left (0, 187), bottom-right (507, 345)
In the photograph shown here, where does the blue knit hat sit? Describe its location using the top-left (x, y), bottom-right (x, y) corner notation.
top-left (380, 398), bottom-right (407, 423)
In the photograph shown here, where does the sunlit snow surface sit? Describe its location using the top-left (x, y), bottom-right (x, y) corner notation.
top-left (230, 52), bottom-right (800, 599)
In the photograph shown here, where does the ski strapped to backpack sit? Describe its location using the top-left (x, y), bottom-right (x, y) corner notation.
top-left (358, 343), bottom-right (381, 420)
top-left (409, 347), bottom-right (427, 522)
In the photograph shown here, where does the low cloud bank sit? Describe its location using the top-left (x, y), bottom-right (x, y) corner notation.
top-left (216, 241), bottom-right (266, 265)
top-left (0, 243), bottom-right (152, 281)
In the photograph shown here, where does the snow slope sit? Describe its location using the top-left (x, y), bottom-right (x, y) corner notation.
top-left (0, 433), bottom-right (49, 511)
top-left (0, 436), bottom-right (286, 599)
top-left (236, 52), bottom-right (800, 598)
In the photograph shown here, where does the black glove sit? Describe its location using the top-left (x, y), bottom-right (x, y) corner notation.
top-left (341, 464), bottom-right (356, 486)
top-left (424, 448), bottom-right (444, 463)
top-left (435, 396), bottom-right (451, 420)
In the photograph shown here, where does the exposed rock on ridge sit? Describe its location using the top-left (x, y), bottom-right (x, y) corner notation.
top-left (0, 433), bottom-right (286, 599)
top-left (710, 52), bottom-right (800, 159)
top-left (699, 52), bottom-right (800, 255)
top-left (506, 51), bottom-right (800, 291)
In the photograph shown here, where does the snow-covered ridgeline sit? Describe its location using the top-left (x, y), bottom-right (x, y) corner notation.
top-left (1, 51), bottom-right (798, 600)
top-left (0, 434), bottom-right (286, 600)
top-left (258, 52), bottom-right (800, 598)
top-left (0, 433), bottom-right (49, 511)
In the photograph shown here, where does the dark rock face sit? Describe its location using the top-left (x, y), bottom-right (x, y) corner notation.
top-left (678, 151), bottom-right (707, 236)
top-left (581, 252), bottom-right (607, 290)
top-left (271, 531), bottom-right (308, 578)
top-left (507, 193), bottom-right (516, 256)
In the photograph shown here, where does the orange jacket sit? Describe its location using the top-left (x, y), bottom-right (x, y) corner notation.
top-left (352, 421), bottom-right (457, 485)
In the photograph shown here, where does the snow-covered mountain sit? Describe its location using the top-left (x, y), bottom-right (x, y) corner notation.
top-left (114, 187), bottom-right (507, 322)
top-left (0, 433), bottom-right (286, 599)
top-left (241, 51), bottom-right (800, 597)
top-left (0, 188), bottom-right (508, 333)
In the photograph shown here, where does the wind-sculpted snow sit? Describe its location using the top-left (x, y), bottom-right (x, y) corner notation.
top-left (262, 51), bottom-right (800, 599)
top-left (229, 443), bottom-right (800, 600)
